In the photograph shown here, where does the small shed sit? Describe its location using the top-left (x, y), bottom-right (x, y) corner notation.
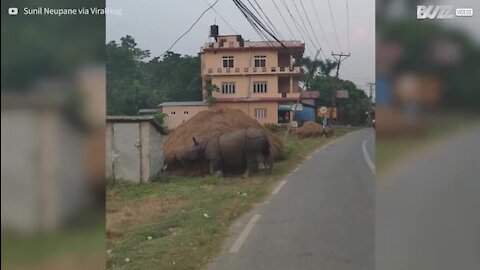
top-left (106, 116), bottom-right (165, 183)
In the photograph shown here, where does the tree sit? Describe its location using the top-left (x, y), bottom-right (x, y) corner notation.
top-left (106, 36), bottom-right (202, 115)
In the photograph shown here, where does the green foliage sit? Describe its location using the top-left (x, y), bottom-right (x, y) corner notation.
top-left (307, 75), bottom-right (370, 125)
top-left (264, 123), bottom-right (281, 133)
top-left (205, 83), bottom-right (219, 107)
top-left (278, 145), bottom-right (295, 161)
top-left (153, 112), bottom-right (168, 127)
top-left (107, 36), bottom-right (201, 115)
top-left (301, 57), bottom-right (338, 88)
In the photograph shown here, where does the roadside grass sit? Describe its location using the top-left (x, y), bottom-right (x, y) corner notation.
top-left (106, 126), bottom-right (357, 270)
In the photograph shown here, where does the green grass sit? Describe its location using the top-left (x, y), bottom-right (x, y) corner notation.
top-left (106, 126), bottom-right (357, 270)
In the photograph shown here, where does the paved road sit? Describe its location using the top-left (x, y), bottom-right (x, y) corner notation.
top-left (209, 128), bottom-right (375, 270)
top-left (377, 124), bottom-right (480, 270)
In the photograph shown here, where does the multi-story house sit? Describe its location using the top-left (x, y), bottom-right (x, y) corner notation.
top-left (199, 25), bottom-right (305, 125)
top-left (156, 26), bottom-right (307, 129)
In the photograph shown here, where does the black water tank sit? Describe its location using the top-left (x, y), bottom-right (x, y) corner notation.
top-left (210, 25), bottom-right (219, 38)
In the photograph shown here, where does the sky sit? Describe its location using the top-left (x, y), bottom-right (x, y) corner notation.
top-left (106, 0), bottom-right (376, 91)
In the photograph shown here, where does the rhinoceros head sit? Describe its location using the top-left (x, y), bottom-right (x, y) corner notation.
top-left (181, 137), bottom-right (205, 162)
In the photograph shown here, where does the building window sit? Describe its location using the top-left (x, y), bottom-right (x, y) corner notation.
top-left (255, 108), bottom-right (267, 119)
top-left (222, 56), bottom-right (234, 68)
top-left (253, 81), bottom-right (268, 93)
top-left (254, 55), bottom-right (266, 67)
top-left (170, 111), bottom-right (176, 115)
top-left (183, 110), bottom-right (189, 115)
top-left (221, 82), bottom-right (236, 94)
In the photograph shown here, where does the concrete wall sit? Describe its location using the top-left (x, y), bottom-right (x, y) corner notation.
top-left (148, 123), bottom-right (163, 180)
top-left (106, 121), bottom-right (163, 183)
top-left (1, 109), bottom-right (86, 233)
top-left (215, 101), bottom-right (278, 125)
top-left (161, 105), bottom-right (209, 129)
top-left (202, 49), bottom-right (279, 71)
top-left (211, 75), bottom-right (281, 99)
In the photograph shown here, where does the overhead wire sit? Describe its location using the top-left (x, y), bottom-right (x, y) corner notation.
top-left (203, 0), bottom-right (238, 34)
top-left (251, 0), bottom-right (285, 40)
top-left (160, 0), bottom-right (220, 57)
top-left (299, 0), bottom-right (326, 60)
top-left (232, 0), bottom-right (285, 50)
top-left (270, 0), bottom-right (297, 40)
top-left (290, 0), bottom-right (321, 54)
top-left (345, 0), bottom-right (351, 52)
top-left (309, 0), bottom-right (332, 53)
top-left (278, 0), bottom-right (315, 56)
top-left (327, 0), bottom-right (342, 50)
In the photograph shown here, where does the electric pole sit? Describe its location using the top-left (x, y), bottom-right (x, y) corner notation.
top-left (329, 52), bottom-right (350, 122)
top-left (367, 82), bottom-right (375, 100)
top-left (285, 50), bottom-right (321, 140)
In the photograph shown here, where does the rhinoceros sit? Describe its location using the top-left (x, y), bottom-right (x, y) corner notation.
top-left (185, 127), bottom-right (273, 178)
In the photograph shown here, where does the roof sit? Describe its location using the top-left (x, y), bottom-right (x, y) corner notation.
top-left (300, 91), bottom-right (320, 99)
top-left (245, 40), bottom-right (303, 48)
top-left (139, 108), bottom-right (161, 114)
top-left (106, 115), bottom-right (166, 134)
top-left (158, 101), bottom-right (209, 107)
top-left (201, 40), bottom-right (304, 53)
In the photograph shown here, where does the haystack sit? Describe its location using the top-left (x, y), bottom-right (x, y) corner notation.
top-left (164, 107), bottom-right (283, 174)
top-left (296, 121), bottom-right (324, 139)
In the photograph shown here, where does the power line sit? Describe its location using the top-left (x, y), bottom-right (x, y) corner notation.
top-left (160, 0), bottom-right (220, 57)
top-left (291, 0), bottom-right (320, 53)
top-left (327, 0), bottom-right (342, 50)
top-left (270, 0), bottom-right (297, 40)
top-left (345, 0), bottom-right (351, 52)
top-left (279, 0), bottom-right (315, 56)
top-left (246, 0), bottom-right (282, 40)
top-left (233, 0), bottom-right (286, 49)
top-left (299, 0), bottom-right (326, 60)
top-left (251, 0), bottom-right (285, 40)
top-left (203, 0), bottom-right (238, 34)
top-left (310, 0), bottom-right (332, 53)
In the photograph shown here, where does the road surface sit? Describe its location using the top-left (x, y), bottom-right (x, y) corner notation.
top-left (209, 128), bottom-right (375, 270)
top-left (376, 124), bottom-right (480, 270)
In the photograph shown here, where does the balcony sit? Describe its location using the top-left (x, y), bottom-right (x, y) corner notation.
top-left (279, 92), bottom-right (301, 99)
top-left (204, 66), bottom-right (303, 76)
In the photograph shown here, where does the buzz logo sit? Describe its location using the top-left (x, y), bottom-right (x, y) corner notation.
top-left (417, 5), bottom-right (454, 19)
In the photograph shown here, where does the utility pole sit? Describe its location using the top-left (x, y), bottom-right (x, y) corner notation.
top-left (329, 52), bottom-right (350, 122)
top-left (367, 82), bottom-right (375, 100)
top-left (285, 50), bottom-right (320, 140)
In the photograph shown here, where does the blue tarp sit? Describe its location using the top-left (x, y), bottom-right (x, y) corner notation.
top-left (294, 105), bottom-right (316, 123)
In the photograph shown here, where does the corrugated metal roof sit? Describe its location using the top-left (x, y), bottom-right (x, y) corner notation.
top-left (158, 101), bottom-right (208, 107)
top-left (106, 115), bottom-right (166, 134)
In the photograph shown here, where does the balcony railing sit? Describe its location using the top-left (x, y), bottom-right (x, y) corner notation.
top-left (205, 66), bottom-right (303, 76)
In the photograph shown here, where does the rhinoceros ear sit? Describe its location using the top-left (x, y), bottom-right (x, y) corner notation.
top-left (192, 137), bottom-right (199, 146)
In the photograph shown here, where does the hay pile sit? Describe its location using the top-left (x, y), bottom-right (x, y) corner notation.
top-left (164, 107), bottom-right (283, 174)
top-left (296, 121), bottom-right (324, 139)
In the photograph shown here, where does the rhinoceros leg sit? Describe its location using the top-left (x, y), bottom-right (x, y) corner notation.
top-left (265, 156), bottom-right (273, 175)
top-left (242, 159), bottom-right (256, 178)
top-left (209, 159), bottom-right (223, 177)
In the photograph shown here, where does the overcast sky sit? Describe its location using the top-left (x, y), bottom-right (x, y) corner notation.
top-left (106, 0), bottom-right (375, 90)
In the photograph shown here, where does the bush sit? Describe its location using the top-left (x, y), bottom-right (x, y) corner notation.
top-left (264, 123), bottom-right (281, 133)
top-left (154, 112), bottom-right (167, 127)
top-left (278, 145), bottom-right (295, 161)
